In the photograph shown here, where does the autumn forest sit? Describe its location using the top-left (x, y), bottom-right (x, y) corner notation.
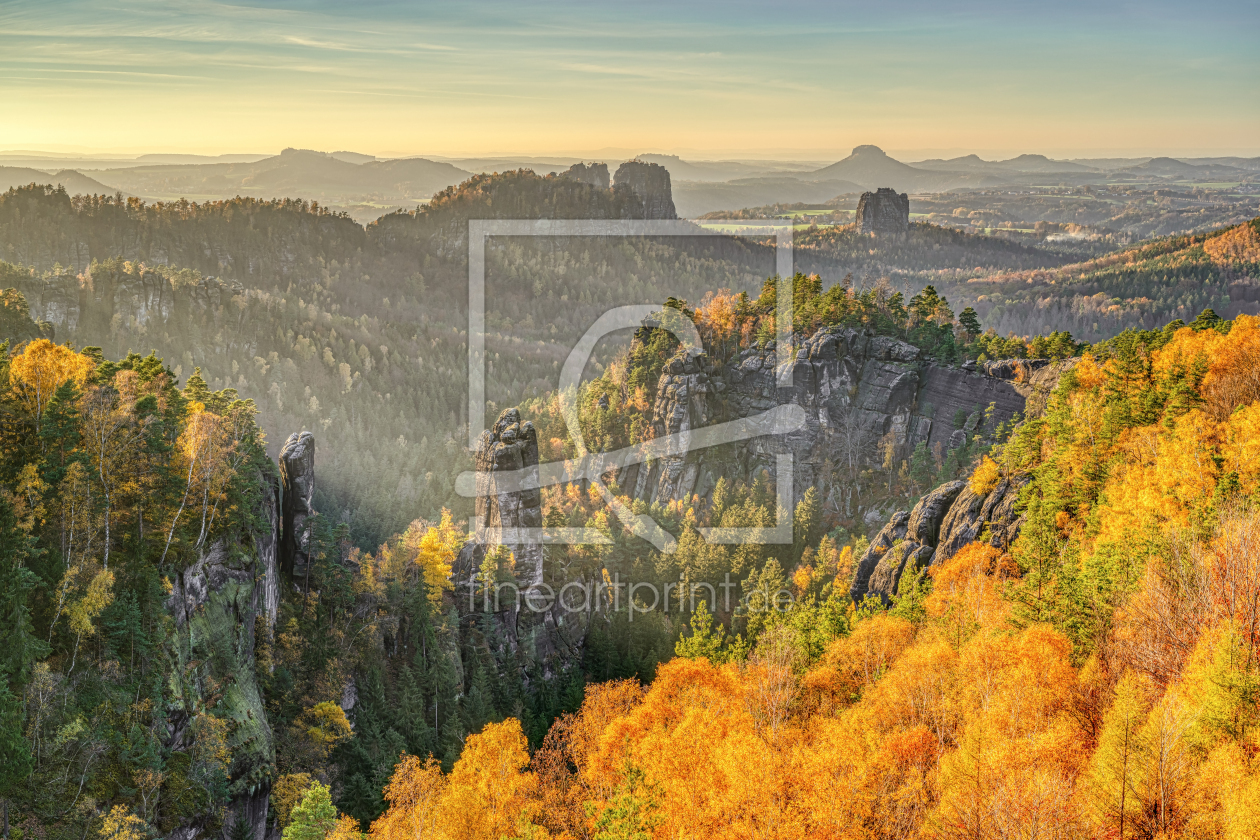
top-left (0, 167), bottom-right (1258, 840)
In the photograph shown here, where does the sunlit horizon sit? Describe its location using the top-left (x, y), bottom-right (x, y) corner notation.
top-left (3, 0), bottom-right (1257, 161)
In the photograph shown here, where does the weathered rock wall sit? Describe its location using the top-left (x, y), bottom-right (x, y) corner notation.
top-left (561, 162), bottom-right (611, 190)
top-left (616, 326), bottom-right (1067, 531)
top-left (164, 464), bottom-right (281, 840)
top-left (454, 408), bottom-right (596, 672)
top-left (469, 408), bottom-right (544, 587)
top-left (10, 268), bottom-right (243, 337)
top-left (279, 431), bottom-right (316, 577)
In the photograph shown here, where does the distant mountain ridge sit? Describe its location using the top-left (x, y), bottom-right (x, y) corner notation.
top-left (0, 166), bottom-right (121, 196)
top-left (81, 147), bottom-right (471, 205)
top-left (1, 145), bottom-right (1255, 225)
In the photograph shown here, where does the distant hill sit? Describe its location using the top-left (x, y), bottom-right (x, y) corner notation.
top-left (962, 217), bottom-right (1260, 341)
top-left (1117, 157), bottom-right (1253, 180)
top-left (673, 176), bottom-right (862, 217)
top-left (991, 154), bottom-right (1095, 173)
top-left (82, 148), bottom-right (471, 211)
top-left (1184, 156), bottom-right (1260, 171)
top-left (807, 145), bottom-right (1000, 192)
top-left (913, 153), bottom-right (1095, 174)
top-left (437, 157), bottom-right (579, 176)
top-left (135, 153), bottom-right (271, 164)
top-left (0, 166), bottom-right (121, 196)
top-left (634, 154), bottom-right (794, 183)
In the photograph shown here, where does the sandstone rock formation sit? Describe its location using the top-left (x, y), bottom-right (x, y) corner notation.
top-left (852, 471), bottom-right (1032, 604)
top-left (632, 347), bottom-right (716, 502)
top-left (850, 480), bottom-right (964, 604)
top-left (12, 266), bottom-right (243, 336)
top-left (561, 161), bottom-right (611, 190)
top-left (470, 408), bottom-right (544, 586)
top-left (279, 431), bottom-right (316, 577)
top-left (164, 464), bottom-right (281, 840)
top-left (611, 324), bottom-right (1068, 527)
top-left (613, 160), bottom-right (678, 219)
top-left (454, 408), bottom-right (595, 673)
top-left (856, 187), bottom-right (910, 235)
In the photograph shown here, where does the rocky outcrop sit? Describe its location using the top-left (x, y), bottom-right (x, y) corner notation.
top-left (454, 408), bottom-right (595, 674)
top-left (935, 475), bottom-right (1028, 561)
top-left (856, 188), bottom-right (910, 235)
top-left (561, 162), bottom-right (610, 190)
top-left (633, 348), bottom-right (717, 502)
top-left (614, 325), bottom-right (1066, 525)
top-left (850, 480), bottom-right (966, 603)
top-left (853, 471), bottom-right (1032, 604)
top-left (470, 408), bottom-right (544, 586)
top-left (164, 464), bottom-right (281, 840)
top-left (10, 265), bottom-right (243, 338)
top-left (613, 161), bottom-right (678, 219)
top-left (279, 431), bottom-right (316, 577)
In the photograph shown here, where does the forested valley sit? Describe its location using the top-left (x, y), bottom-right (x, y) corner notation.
top-left (1, 170), bottom-right (1259, 840)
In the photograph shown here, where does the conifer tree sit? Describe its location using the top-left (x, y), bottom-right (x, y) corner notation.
top-left (0, 676), bottom-right (32, 838)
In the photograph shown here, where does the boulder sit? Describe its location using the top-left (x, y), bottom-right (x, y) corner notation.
top-left (906, 480), bottom-right (967, 546)
top-left (850, 511), bottom-right (910, 601)
top-left (866, 540), bottom-right (918, 604)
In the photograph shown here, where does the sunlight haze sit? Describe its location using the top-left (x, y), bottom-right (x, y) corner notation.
top-left (2, 0), bottom-right (1257, 158)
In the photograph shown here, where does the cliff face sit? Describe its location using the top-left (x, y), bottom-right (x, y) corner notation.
top-left (469, 408), bottom-right (544, 586)
top-left (561, 162), bottom-right (611, 190)
top-left (614, 326), bottom-right (1068, 526)
top-left (613, 161), bottom-right (678, 220)
top-left (164, 467), bottom-right (281, 840)
top-left (852, 471), bottom-right (1030, 604)
top-left (10, 265), bottom-right (243, 337)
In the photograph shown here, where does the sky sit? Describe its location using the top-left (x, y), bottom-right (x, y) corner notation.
top-left (1, 0), bottom-right (1257, 160)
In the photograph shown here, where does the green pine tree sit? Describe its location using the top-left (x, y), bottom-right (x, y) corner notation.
top-left (282, 782), bottom-right (337, 840)
top-left (0, 676), bottom-right (33, 838)
top-left (792, 487), bottom-right (821, 563)
top-left (674, 601), bottom-right (727, 663)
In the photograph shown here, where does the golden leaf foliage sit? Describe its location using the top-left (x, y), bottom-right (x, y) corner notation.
top-left (1157, 314), bottom-right (1260, 419)
top-left (6, 338), bottom-right (92, 426)
top-left (1203, 221), bottom-right (1260, 266)
top-left (99, 805), bottom-right (147, 840)
top-left (968, 455), bottom-right (1001, 496)
top-left (376, 319), bottom-right (1260, 839)
top-left (374, 524), bottom-right (1259, 839)
top-left (273, 773), bottom-right (315, 829)
top-left (366, 509), bottom-right (464, 606)
top-left (371, 719), bottom-right (544, 840)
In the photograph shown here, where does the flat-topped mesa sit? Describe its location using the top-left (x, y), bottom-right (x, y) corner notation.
top-left (279, 431), bottom-right (316, 577)
top-left (614, 160), bottom-right (678, 219)
top-left (856, 187), bottom-right (910, 236)
top-left (561, 161), bottom-right (610, 190)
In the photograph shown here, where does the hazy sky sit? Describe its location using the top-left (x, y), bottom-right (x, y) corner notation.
top-left (2, 0), bottom-right (1257, 159)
